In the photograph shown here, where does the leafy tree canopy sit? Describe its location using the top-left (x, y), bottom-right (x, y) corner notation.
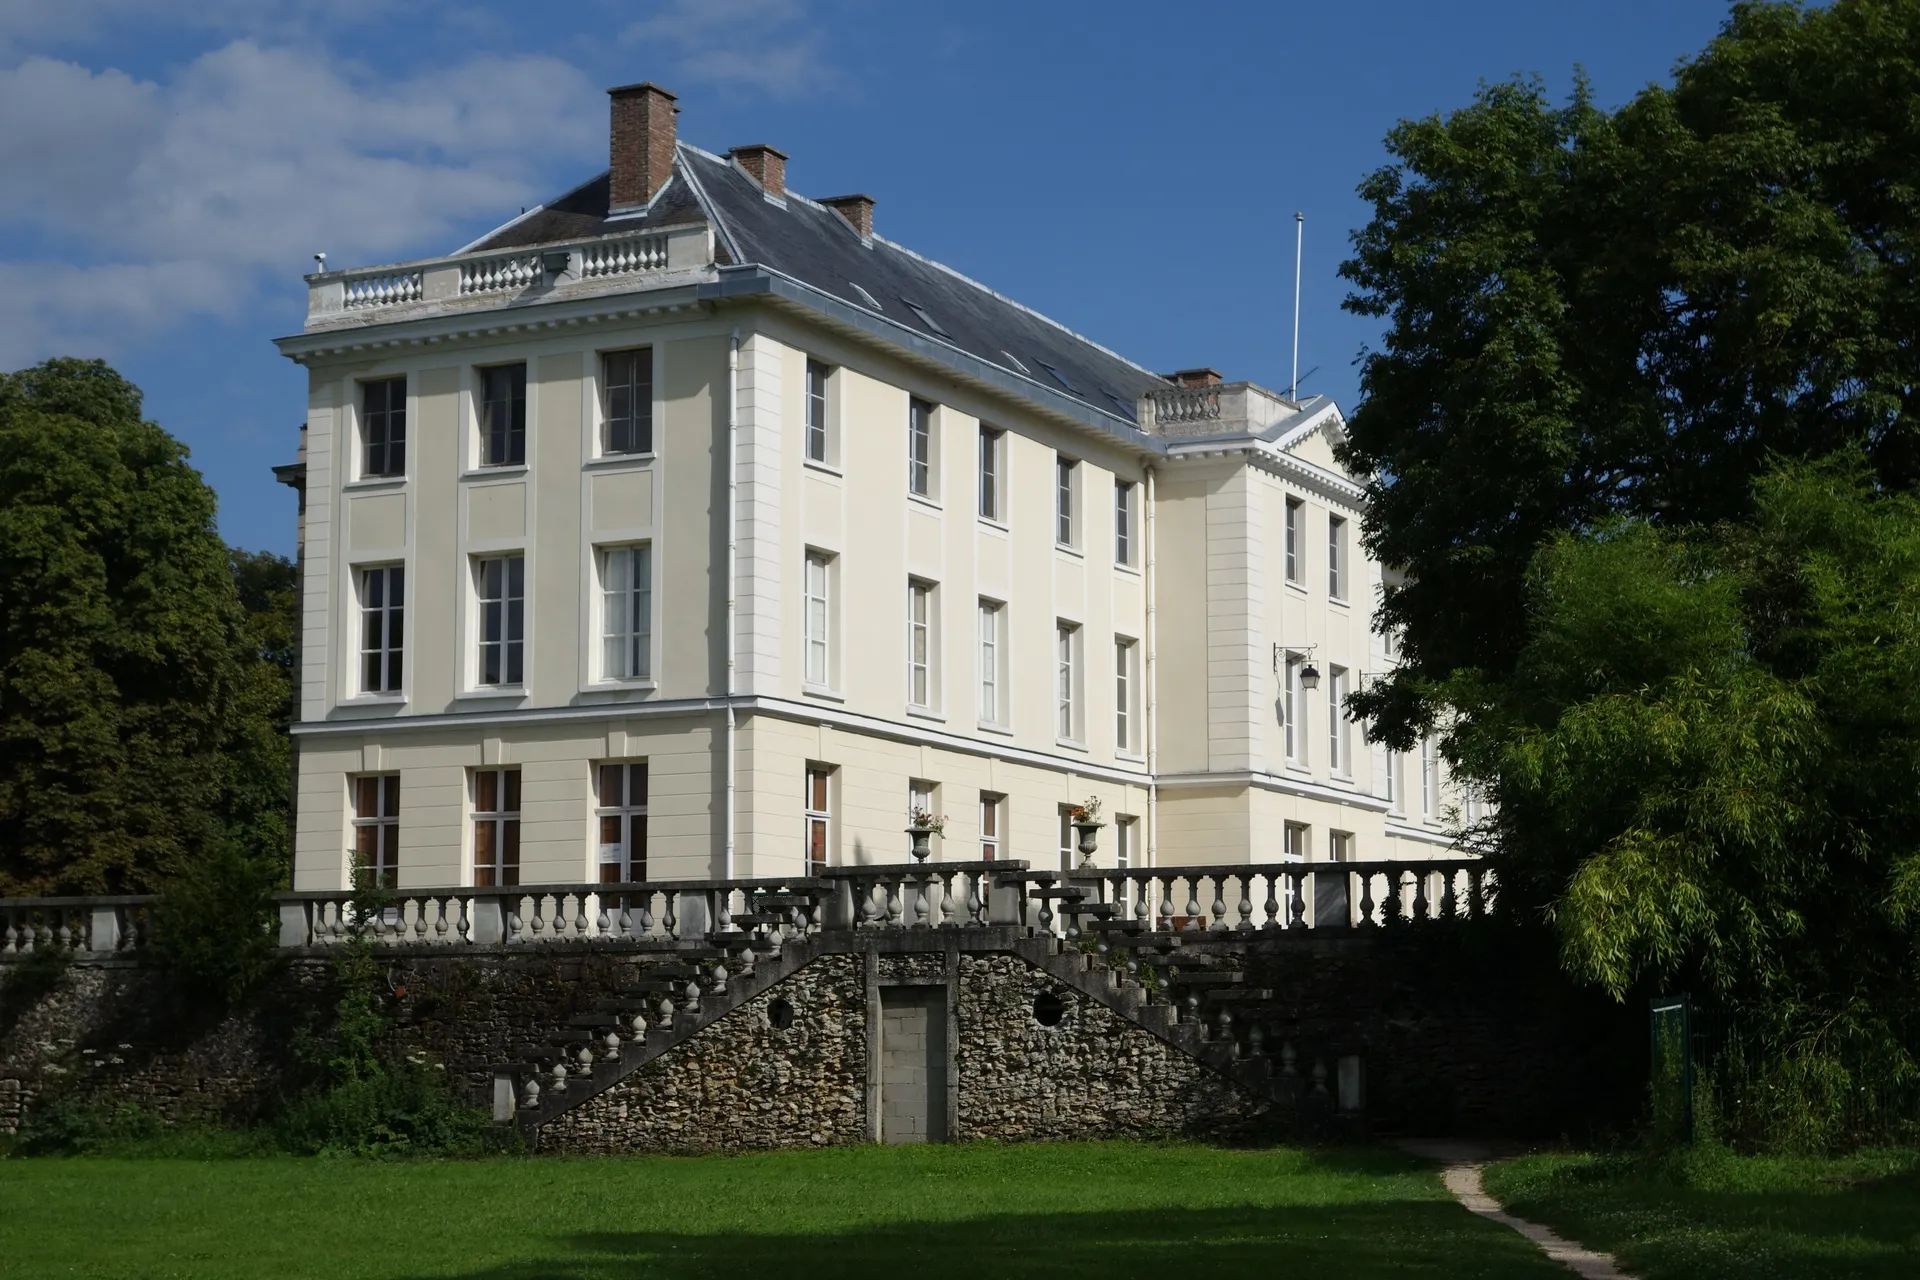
top-left (0, 358), bottom-right (292, 897)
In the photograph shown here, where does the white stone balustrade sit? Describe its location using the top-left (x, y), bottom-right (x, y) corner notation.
top-left (1140, 381), bottom-right (1305, 438)
top-left (342, 270), bottom-right (423, 308)
top-left (1077, 860), bottom-right (1493, 932)
top-left (0, 897), bottom-right (157, 956)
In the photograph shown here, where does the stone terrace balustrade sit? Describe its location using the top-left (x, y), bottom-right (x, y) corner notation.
top-left (0, 896), bottom-right (157, 957)
top-left (1138, 381), bottom-right (1306, 438)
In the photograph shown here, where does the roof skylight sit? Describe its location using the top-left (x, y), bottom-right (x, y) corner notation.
top-left (848, 281), bottom-right (882, 310)
top-left (1035, 360), bottom-right (1078, 392)
top-left (901, 298), bottom-right (950, 338)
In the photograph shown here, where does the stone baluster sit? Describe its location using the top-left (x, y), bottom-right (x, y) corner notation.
top-left (715, 888), bottom-right (733, 935)
top-left (1157, 876), bottom-right (1175, 933)
top-left (1248, 1021), bottom-right (1266, 1061)
top-left (506, 900), bottom-right (524, 943)
top-left (965, 872), bottom-right (984, 926)
top-left (1235, 874), bottom-right (1255, 932)
top-left (1182, 878), bottom-right (1202, 932)
top-left (1036, 889), bottom-right (1054, 935)
top-left (1209, 877), bottom-right (1229, 931)
top-left (1440, 869), bottom-right (1458, 919)
top-left (1311, 1058), bottom-right (1330, 1097)
top-left (1358, 871), bottom-right (1378, 927)
top-left (528, 894), bottom-right (549, 940)
top-left (663, 893), bottom-right (679, 939)
top-left (1279, 1040), bottom-right (1299, 1080)
top-left (910, 876), bottom-right (930, 929)
top-left (570, 893), bottom-right (589, 939)
top-left (1262, 873), bottom-right (1281, 931)
top-left (855, 878), bottom-right (878, 926)
top-left (1287, 869), bottom-right (1307, 929)
top-left (603, 1030), bottom-right (622, 1062)
top-left (885, 878), bottom-right (904, 928)
top-left (550, 1061), bottom-right (568, 1094)
top-left (520, 1077), bottom-right (541, 1111)
top-left (637, 891), bottom-right (656, 938)
top-left (1219, 1006), bottom-right (1236, 1056)
top-left (1134, 875), bottom-right (1150, 927)
top-left (1185, 990), bottom-right (1201, 1024)
top-left (1412, 870), bottom-right (1430, 921)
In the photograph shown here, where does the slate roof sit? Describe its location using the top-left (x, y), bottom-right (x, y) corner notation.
top-left (461, 144), bottom-right (1170, 426)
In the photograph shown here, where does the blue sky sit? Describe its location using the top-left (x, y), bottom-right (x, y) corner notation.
top-left (0, 0), bottom-right (1734, 556)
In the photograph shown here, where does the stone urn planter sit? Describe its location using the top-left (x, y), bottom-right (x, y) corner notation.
top-left (906, 825), bottom-right (936, 862)
top-left (1072, 821), bottom-right (1104, 868)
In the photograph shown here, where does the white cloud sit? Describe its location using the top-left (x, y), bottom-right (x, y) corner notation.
top-left (0, 41), bottom-right (602, 366)
top-left (621, 0), bottom-right (830, 99)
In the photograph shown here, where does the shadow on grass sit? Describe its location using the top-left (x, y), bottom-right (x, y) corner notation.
top-left (410, 1203), bottom-right (1565, 1280)
top-left (1491, 1155), bottom-right (1920, 1280)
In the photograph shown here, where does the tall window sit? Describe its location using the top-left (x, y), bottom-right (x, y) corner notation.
top-left (1328, 515), bottom-right (1348, 600)
top-left (978, 600), bottom-right (1004, 726)
top-left (361, 377), bottom-right (406, 478)
top-left (979, 792), bottom-right (1003, 860)
top-left (480, 364), bottom-right (527, 467)
top-left (1329, 830), bottom-right (1353, 862)
top-left (805, 765), bottom-right (832, 874)
top-left (359, 565), bottom-right (404, 695)
top-left (476, 555), bottom-right (525, 686)
top-left (1056, 457), bottom-right (1078, 546)
top-left (908, 780), bottom-right (935, 856)
top-left (600, 545), bottom-right (652, 681)
top-left (1056, 622), bottom-right (1080, 741)
top-left (1283, 653), bottom-right (1305, 764)
top-left (1284, 497), bottom-right (1304, 583)
top-left (472, 767), bottom-right (521, 887)
top-left (1115, 815), bottom-right (1137, 870)
top-left (352, 774), bottom-right (400, 889)
top-left (602, 349), bottom-right (653, 455)
top-left (907, 579), bottom-right (934, 708)
top-left (804, 551), bottom-right (833, 687)
top-left (1115, 637), bottom-right (1137, 753)
top-left (1058, 805), bottom-right (1076, 873)
top-left (596, 762), bottom-right (648, 883)
top-left (1328, 666), bottom-right (1349, 775)
top-left (1384, 750), bottom-right (1401, 809)
top-left (908, 397), bottom-right (933, 497)
top-left (1283, 821), bottom-right (1309, 861)
top-left (805, 359), bottom-right (831, 464)
top-left (1421, 736), bottom-right (1438, 817)
top-left (1115, 481), bottom-right (1136, 566)
top-left (978, 426), bottom-right (1003, 521)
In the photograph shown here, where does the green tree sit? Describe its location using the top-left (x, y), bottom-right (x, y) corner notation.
top-left (0, 358), bottom-right (294, 899)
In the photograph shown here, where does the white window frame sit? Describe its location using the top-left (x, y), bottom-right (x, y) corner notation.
top-left (473, 553), bottom-right (525, 689)
top-left (599, 347), bottom-right (654, 457)
top-left (1282, 652), bottom-right (1307, 766)
top-left (1328, 514), bottom-right (1348, 601)
top-left (594, 761), bottom-right (648, 883)
top-left (351, 774), bottom-right (401, 889)
top-left (805, 764), bottom-right (833, 874)
top-left (908, 779), bottom-right (936, 857)
top-left (1384, 749), bottom-right (1401, 810)
top-left (907, 578), bottom-right (937, 711)
top-left (978, 425), bottom-right (1004, 523)
top-left (1055, 455), bottom-right (1079, 548)
top-left (1056, 621), bottom-right (1083, 744)
top-left (1058, 804), bottom-right (1076, 873)
top-left (1328, 665), bottom-right (1349, 776)
top-left (358, 376), bottom-right (407, 480)
top-left (1115, 480), bottom-right (1136, 566)
top-left (471, 766), bottom-right (521, 887)
top-left (477, 362), bottom-right (528, 469)
top-left (1115, 636), bottom-right (1138, 755)
top-left (803, 549), bottom-right (836, 691)
top-left (1421, 736), bottom-right (1438, 818)
top-left (597, 543), bottom-right (653, 683)
top-left (908, 397), bottom-right (935, 499)
top-left (1284, 497), bottom-right (1304, 585)
top-left (979, 792), bottom-right (1004, 861)
top-left (1115, 815), bottom-right (1137, 870)
top-left (805, 358), bottom-right (834, 466)
top-left (357, 563), bottom-right (405, 696)
top-left (978, 599), bottom-right (1007, 728)
top-left (1329, 830), bottom-right (1353, 863)
top-left (1283, 821), bottom-right (1309, 862)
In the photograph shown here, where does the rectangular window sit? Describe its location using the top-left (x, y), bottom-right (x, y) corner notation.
top-left (1115, 637), bottom-right (1137, 753)
top-left (1283, 653), bottom-right (1306, 764)
top-left (361, 377), bottom-right (406, 478)
top-left (602, 349), bottom-right (653, 455)
top-left (1285, 497), bottom-right (1304, 584)
top-left (1421, 736), bottom-right (1438, 817)
top-left (1329, 830), bottom-right (1353, 863)
top-left (1115, 815), bottom-right (1137, 870)
top-left (908, 779), bottom-right (935, 857)
top-left (978, 425), bottom-right (1003, 521)
top-left (1328, 666), bottom-right (1349, 775)
top-left (978, 600), bottom-right (1004, 726)
top-left (595, 762), bottom-right (648, 883)
top-left (908, 397), bottom-right (933, 497)
top-left (1058, 805), bottom-right (1076, 873)
top-left (979, 792), bottom-right (1003, 861)
top-left (352, 774), bottom-right (400, 889)
top-left (1056, 456), bottom-right (1078, 546)
top-left (907, 579), bottom-right (934, 709)
top-left (1385, 750), bottom-right (1401, 809)
top-left (1283, 821), bottom-right (1309, 862)
top-left (805, 765), bottom-right (832, 874)
top-left (1329, 515), bottom-right (1347, 600)
top-left (1115, 481), bottom-right (1135, 566)
top-left (475, 555), bottom-right (525, 686)
top-left (805, 359), bottom-right (831, 464)
top-left (1056, 622), bottom-right (1081, 741)
top-left (599, 545), bottom-right (652, 681)
top-left (358, 565), bottom-right (404, 695)
top-left (472, 767), bottom-right (521, 887)
top-left (804, 551), bottom-right (833, 688)
top-left (479, 364), bottom-right (527, 467)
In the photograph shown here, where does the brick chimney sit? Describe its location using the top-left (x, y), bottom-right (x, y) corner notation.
top-left (608, 82), bottom-right (678, 212)
top-left (1166, 368), bottom-right (1223, 387)
top-left (821, 194), bottom-right (875, 240)
top-left (729, 144), bottom-right (788, 198)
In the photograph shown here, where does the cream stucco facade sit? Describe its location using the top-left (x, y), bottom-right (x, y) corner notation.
top-left (278, 90), bottom-right (1463, 892)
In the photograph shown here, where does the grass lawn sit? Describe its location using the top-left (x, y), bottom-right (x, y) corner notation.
top-left (0, 1141), bottom-right (1570, 1280)
top-left (1484, 1147), bottom-right (1920, 1280)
